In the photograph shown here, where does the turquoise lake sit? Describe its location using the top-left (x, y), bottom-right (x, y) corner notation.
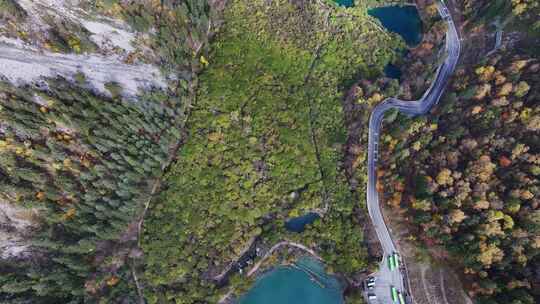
top-left (238, 257), bottom-right (343, 304)
top-left (368, 5), bottom-right (423, 46)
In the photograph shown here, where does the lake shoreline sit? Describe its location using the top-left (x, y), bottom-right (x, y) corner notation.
top-left (238, 256), bottom-right (345, 304)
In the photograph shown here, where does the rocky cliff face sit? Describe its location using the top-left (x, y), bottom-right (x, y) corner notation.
top-left (0, 200), bottom-right (39, 259)
top-left (0, 0), bottom-right (166, 98)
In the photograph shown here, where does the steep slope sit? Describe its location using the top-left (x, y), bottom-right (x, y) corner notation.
top-left (0, 1), bottom-right (218, 302)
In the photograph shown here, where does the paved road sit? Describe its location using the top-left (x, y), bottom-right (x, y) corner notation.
top-left (365, 1), bottom-right (460, 303)
top-left (486, 18), bottom-right (503, 57)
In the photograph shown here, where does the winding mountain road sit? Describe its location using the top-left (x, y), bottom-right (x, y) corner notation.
top-left (365, 1), bottom-right (460, 303)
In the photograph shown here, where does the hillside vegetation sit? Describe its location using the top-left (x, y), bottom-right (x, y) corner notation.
top-left (461, 0), bottom-right (540, 36)
top-left (380, 51), bottom-right (539, 304)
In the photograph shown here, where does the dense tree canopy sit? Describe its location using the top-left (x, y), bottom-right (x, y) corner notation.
top-left (380, 51), bottom-right (540, 303)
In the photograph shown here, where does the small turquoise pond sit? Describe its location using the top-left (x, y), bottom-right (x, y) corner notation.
top-left (368, 6), bottom-right (423, 46)
top-left (285, 212), bottom-right (320, 232)
top-left (238, 257), bottom-right (344, 304)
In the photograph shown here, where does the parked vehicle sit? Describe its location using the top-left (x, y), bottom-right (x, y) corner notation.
top-left (393, 252), bottom-right (401, 268)
top-left (388, 255), bottom-right (395, 270)
top-left (391, 286), bottom-right (398, 302)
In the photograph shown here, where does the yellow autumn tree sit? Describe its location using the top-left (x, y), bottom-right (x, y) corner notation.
top-left (436, 168), bottom-right (453, 186)
top-left (449, 209), bottom-right (466, 224)
top-left (478, 242), bottom-right (504, 268)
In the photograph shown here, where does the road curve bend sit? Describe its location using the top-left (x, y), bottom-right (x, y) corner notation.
top-left (365, 1), bottom-right (460, 303)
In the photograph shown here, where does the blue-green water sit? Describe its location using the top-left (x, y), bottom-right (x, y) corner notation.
top-left (384, 63), bottom-right (402, 79)
top-left (285, 212), bottom-right (320, 232)
top-left (239, 257), bottom-right (343, 304)
top-left (368, 6), bottom-right (423, 46)
top-left (335, 0), bottom-right (354, 7)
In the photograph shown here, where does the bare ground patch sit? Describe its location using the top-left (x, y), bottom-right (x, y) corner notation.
top-left (381, 205), bottom-right (472, 304)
